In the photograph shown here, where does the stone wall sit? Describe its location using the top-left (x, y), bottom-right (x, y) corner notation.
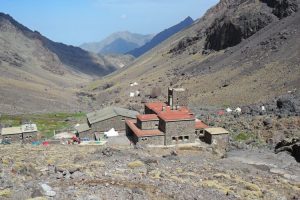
top-left (126, 123), bottom-right (137, 144)
top-left (137, 119), bottom-right (159, 130)
top-left (23, 132), bottom-right (37, 143)
top-left (165, 120), bottom-right (195, 145)
top-left (168, 89), bottom-right (188, 109)
top-left (204, 132), bottom-right (229, 151)
top-left (78, 130), bottom-right (95, 141)
top-left (159, 119), bottom-right (166, 133)
top-left (138, 135), bottom-right (165, 146)
top-left (0, 134), bottom-right (22, 143)
top-left (91, 116), bottom-right (132, 132)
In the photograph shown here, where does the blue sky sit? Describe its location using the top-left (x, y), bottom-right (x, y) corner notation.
top-left (1, 0), bottom-right (218, 46)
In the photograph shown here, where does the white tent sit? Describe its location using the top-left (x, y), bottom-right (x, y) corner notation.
top-left (226, 108), bottom-right (233, 113)
top-left (104, 128), bottom-right (119, 137)
top-left (235, 107), bottom-right (242, 113)
top-left (130, 92), bottom-right (135, 97)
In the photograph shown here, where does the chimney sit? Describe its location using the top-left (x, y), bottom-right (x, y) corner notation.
top-left (162, 106), bottom-right (166, 111)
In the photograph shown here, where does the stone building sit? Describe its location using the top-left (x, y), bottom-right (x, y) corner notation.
top-left (87, 107), bottom-right (139, 133)
top-left (158, 112), bottom-right (196, 145)
top-left (0, 123), bottom-right (38, 143)
top-left (22, 123), bottom-right (38, 143)
top-left (126, 102), bottom-right (203, 146)
top-left (0, 127), bottom-right (23, 142)
top-left (168, 87), bottom-right (188, 110)
top-left (204, 127), bottom-right (229, 150)
top-left (75, 123), bottom-right (93, 141)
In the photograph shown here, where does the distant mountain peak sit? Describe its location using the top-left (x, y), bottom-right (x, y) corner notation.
top-left (80, 31), bottom-right (153, 54)
top-left (127, 16), bottom-right (194, 57)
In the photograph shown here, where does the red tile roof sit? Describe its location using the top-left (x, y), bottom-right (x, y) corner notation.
top-left (145, 102), bottom-right (167, 114)
top-left (158, 112), bottom-right (195, 122)
top-left (137, 114), bottom-right (159, 121)
top-left (126, 120), bottom-right (164, 137)
top-left (195, 119), bottom-right (209, 129)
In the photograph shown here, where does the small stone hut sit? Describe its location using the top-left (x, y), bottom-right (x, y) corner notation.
top-left (204, 127), bottom-right (229, 150)
top-left (0, 127), bottom-right (23, 142)
top-left (22, 123), bottom-right (38, 143)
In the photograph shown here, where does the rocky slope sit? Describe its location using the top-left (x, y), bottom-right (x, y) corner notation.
top-left (80, 31), bottom-right (153, 54)
top-left (0, 13), bottom-right (122, 114)
top-left (128, 17), bottom-right (194, 57)
top-left (88, 0), bottom-right (300, 111)
top-left (0, 143), bottom-right (299, 200)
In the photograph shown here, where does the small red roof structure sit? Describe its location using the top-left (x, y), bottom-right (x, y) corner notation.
top-left (158, 112), bottom-right (195, 122)
top-left (137, 114), bottom-right (159, 121)
top-left (126, 120), bottom-right (164, 137)
top-left (145, 102), bottom-right (167, 114)
top-left (195, 119), bottom-right (209, 129)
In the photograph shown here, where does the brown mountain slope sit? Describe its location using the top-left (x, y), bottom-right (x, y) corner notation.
top-left (0, 13), bottom-right (125, 114)
top-left (87, 0), bottom-right (300, 110)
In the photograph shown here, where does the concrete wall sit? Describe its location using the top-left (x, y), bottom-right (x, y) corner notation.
top-left (137, 119), bottom-right (159, 130)
top-left (91, 116), bottom-right (132, 132)
top-left (164, 120), bottom-right (195, 145)
top-left (23, 132), bottom-right (37, 143)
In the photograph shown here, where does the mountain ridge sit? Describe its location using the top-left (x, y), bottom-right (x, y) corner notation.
top-left (87, 0), bottom-right (300, 109)
top-left (127, 16), bottom-right (194, 57)
top-left (80, 31), bottom-right (153, 54)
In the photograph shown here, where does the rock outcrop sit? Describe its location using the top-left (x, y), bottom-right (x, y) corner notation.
top-left (204, 0), bottom-right (299, 51)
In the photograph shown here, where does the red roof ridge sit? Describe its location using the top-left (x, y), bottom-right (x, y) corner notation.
top-left (137, 114), bottom-right (159, 121)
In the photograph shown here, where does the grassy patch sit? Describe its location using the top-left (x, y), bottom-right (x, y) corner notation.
top-left (0, 112), bottom-right (86, 138)
top-left (233, 132), bottom-right (253, 141)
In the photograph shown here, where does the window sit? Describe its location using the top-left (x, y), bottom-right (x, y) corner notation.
top-left (121, 118), bottom-right (125, 121)
top-left (141, 138), bottom-right (148, 141)
top-left (178, 136), bottom-right (183, 141)
top-left (172, 137), bottom-right (176, 142)
top-left (184, 136), bottom-right (189, 141)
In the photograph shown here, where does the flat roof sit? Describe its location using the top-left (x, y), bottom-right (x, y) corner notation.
top-left (1, 127), bottom-right (22, 135)
top-left (137, 114), bottom-right (159, 121)
top-left (205, 127), bottom-right (229, 135)
top-left (22, 124), bottom-right (38, 133)
top-left (126, 120), bottom-right (164, 137)
top-left (195, 120), bottom-right (209, 129)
